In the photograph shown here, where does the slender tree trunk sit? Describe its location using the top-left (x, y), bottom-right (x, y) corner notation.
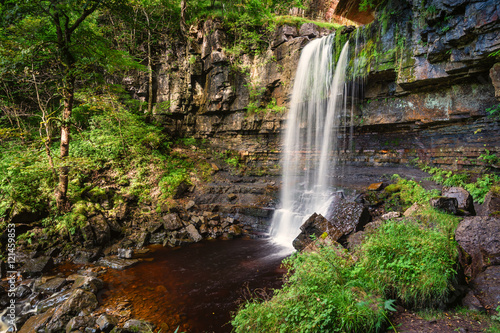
top-left (55, 74), bottom-right (75, 211)
top-left (144, 9), bottom-right (153, 115)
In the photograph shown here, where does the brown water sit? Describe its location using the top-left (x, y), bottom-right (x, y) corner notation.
top-left (98, 238), bottom-right (290, 333)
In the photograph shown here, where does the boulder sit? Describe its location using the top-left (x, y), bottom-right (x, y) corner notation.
top-left (185, 224), bottom-right (203, 242)
top-left (299, 23), bottom-right (319, 38)
top-left (162, 213), bottom-right (183, 231)
top-left (34, 277), bottom-right (67, 293)
top-left (455, 216), bottom-right (500, 279)
top-left (430, 196), bottom-right (458, 214)
top-left (72, 275), bottom-right (104, 294)
top-left (464, 265), bottom-right (500, 312)
top-left (66, 315), bottom-right (97, 333)
top-left (292, 213), bottom-right (336, 251)
top-left (89, 214), bottom-right (111, 246)
top-left (480, 188), bottom-right (500, 216)
top-left (18, 308), bottom-right (55, 333)
top-left (97, 314), bottom-right (119, 333)
top-left (442, 187), bottom-right (475, 215)
top-left (46, 289), bottom-right (98, 332)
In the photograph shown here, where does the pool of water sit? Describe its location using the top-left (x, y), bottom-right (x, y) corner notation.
top-left (98, 238), bottom-right (290, 332)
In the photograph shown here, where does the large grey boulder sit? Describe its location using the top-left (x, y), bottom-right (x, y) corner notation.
top-left (455, 216), bottom-right (500, 279)
top-left (45, 289), bottom-right (98, 332)
top-left (463, 265), bottom-right (500, 312)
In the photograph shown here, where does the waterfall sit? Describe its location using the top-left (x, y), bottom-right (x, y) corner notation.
top-left (270, 36), bottom-right (350, 248)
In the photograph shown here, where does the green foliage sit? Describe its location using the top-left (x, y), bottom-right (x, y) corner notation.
top-left (273, 16), bottom-right (341, 30)
top-left (420, 165), bottom-right (500, 204)
top-left (391, 175), bottom-right (440, 206)
top-left (232, 244), bottom-right (387, 332)
top-left (355, 219), bottom-right (458, 307)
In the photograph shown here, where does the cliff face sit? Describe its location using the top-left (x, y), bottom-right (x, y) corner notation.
top-left (135, 0), bottom-right (500, 172)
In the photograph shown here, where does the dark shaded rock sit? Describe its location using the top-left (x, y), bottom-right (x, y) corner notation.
top-left (89, 214), bottom-right (111, 246)
top-left (185, 224), bottom-right (202, 242)
top-left (147, 220), bottom-right (164, 233)
top-left (97, 256), bottom-right (139, 270)
top-left (442, 187), bottom-right (475, 215)
top-left (10, 207), bottom-right (48, 224)
top-left (73, 248), bottom-right (102, 264)
top-left (430, 196), bottom-right (458, 214)
top-left (174, 181), bottom-right (191, 199)
top-left (18, 307), bottom-right (55, 333)
top-left (72, 275), bottom-right (104, 294)
top-left (46, 289), bottom-right (98, 332)
top-left (228, 224), bottom-right (243, 236)
top-left (97, 314), bottom-right (119, 333)
top-left (16, 284), bottom-right (32, 299)
top-left (35, 277), bottom-right (67, 294)
top-left (480, 188), bottom-right (500, 216)
top-left (186, 200), bottom-right (196, 211)
top-left (66, 315), bottom-right (96, 333)
top-left (20, 256), bottom-right (54, 278)
top-left (162, 213), bottom-right (183, 231)
top-left (455, 216), bottom-right (500, 279)
top-left (462, 290), bottom-right (485, 312)
top-left (136, 232), bottom-right (150, 248)
top-left (466, 265), bottom-right (500, 312)
top-left (293, 213), bottom-right (334, 251)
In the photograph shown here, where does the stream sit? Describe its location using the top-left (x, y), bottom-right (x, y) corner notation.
top-left (98, 238), bottom-right (290, 332)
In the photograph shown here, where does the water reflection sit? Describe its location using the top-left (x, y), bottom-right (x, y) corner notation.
top-left (99, 238), bottom-right (290, 332)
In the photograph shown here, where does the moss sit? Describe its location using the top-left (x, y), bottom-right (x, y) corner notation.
top-left (384, 184), bottom-right (401, 193)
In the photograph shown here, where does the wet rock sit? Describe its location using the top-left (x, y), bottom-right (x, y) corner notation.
top-left (97, 256), bottom-right (139, 270)
top-left (442, 187), bottom-right (475, 215)
top-left (122, 319), bottom-right (155, 332)
top-left (480, 188), bottom-right (500, 216)
top-left (455, 216), bottom-right (500, 279)
top-left (117, 248), bottom-right (134, 259)
top-left (147, 220), bottom-right (164, 233)
top-left (97, 314), bottom-right (119, 332)
top-left (185, 224), bottom-right (202, 242)
top-left (16, 284), bottom-right (32, 299)
top-left (162, 213), bottom-right (183, 231)
top-left (228, 224), bottom-right (243, 236)
top-left (466, 265), bottom-right (500, 312)
top-left (72, 275), bottom-right (104, 294)
top-left (18, 307), bottom-right (55, 333)
top-left (66, 315), bottom-right (97, 333)
top-left (20, 256), bottom-right (54, 278)
top-left (36, 289), bottom-right (73, 314)
top-left (35, 277), bottom-right (67, 294)
top-left (325, 196), bottom-right (371, 237)
top-left (430, 196), bottom-right (458, 215)
top-left (46, 289), bottom-right (98, 332)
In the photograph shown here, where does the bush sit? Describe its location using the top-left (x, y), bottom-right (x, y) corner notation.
top-left (354, 219), bottom-right (458, 308)
top-left (232, 244), bottom-right (388, 333)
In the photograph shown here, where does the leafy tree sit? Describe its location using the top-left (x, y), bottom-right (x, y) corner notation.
top-left (0, 0), bottom-right (141, 211)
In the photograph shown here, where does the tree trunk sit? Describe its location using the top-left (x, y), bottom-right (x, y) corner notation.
top-left (144, 9), bottom-right (153, 115)
top-left (55, 75), bottom-right (75, 211)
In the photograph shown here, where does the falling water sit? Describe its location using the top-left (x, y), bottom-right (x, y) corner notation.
top-left (270, 35), bottom-right (350, 247)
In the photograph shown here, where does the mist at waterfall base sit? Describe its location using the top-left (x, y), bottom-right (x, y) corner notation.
top-left (270, 36), bottom-right (351, 248)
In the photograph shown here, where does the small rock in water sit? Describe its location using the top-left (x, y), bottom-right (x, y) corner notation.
top-left (97, 313), bottom-right (119, 332)
top-left (118, 248), bottom-right (134, 259)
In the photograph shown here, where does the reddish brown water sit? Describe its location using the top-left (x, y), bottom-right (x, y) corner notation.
top-left (98, 238), bottom-right (290, 332)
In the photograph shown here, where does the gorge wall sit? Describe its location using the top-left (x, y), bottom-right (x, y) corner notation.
top-left (128, 0), bottom-right (500, 174)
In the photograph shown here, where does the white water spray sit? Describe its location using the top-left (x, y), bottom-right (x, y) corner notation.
top-left (270, 36), bottom-right (350, 248)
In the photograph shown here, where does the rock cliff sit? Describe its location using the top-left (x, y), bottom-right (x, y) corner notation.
top-left (130, 0), bottom-right (500, 173)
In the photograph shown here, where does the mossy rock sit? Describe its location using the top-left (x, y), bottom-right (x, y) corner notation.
top-left (384, 184), bottom-right (401, 193)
